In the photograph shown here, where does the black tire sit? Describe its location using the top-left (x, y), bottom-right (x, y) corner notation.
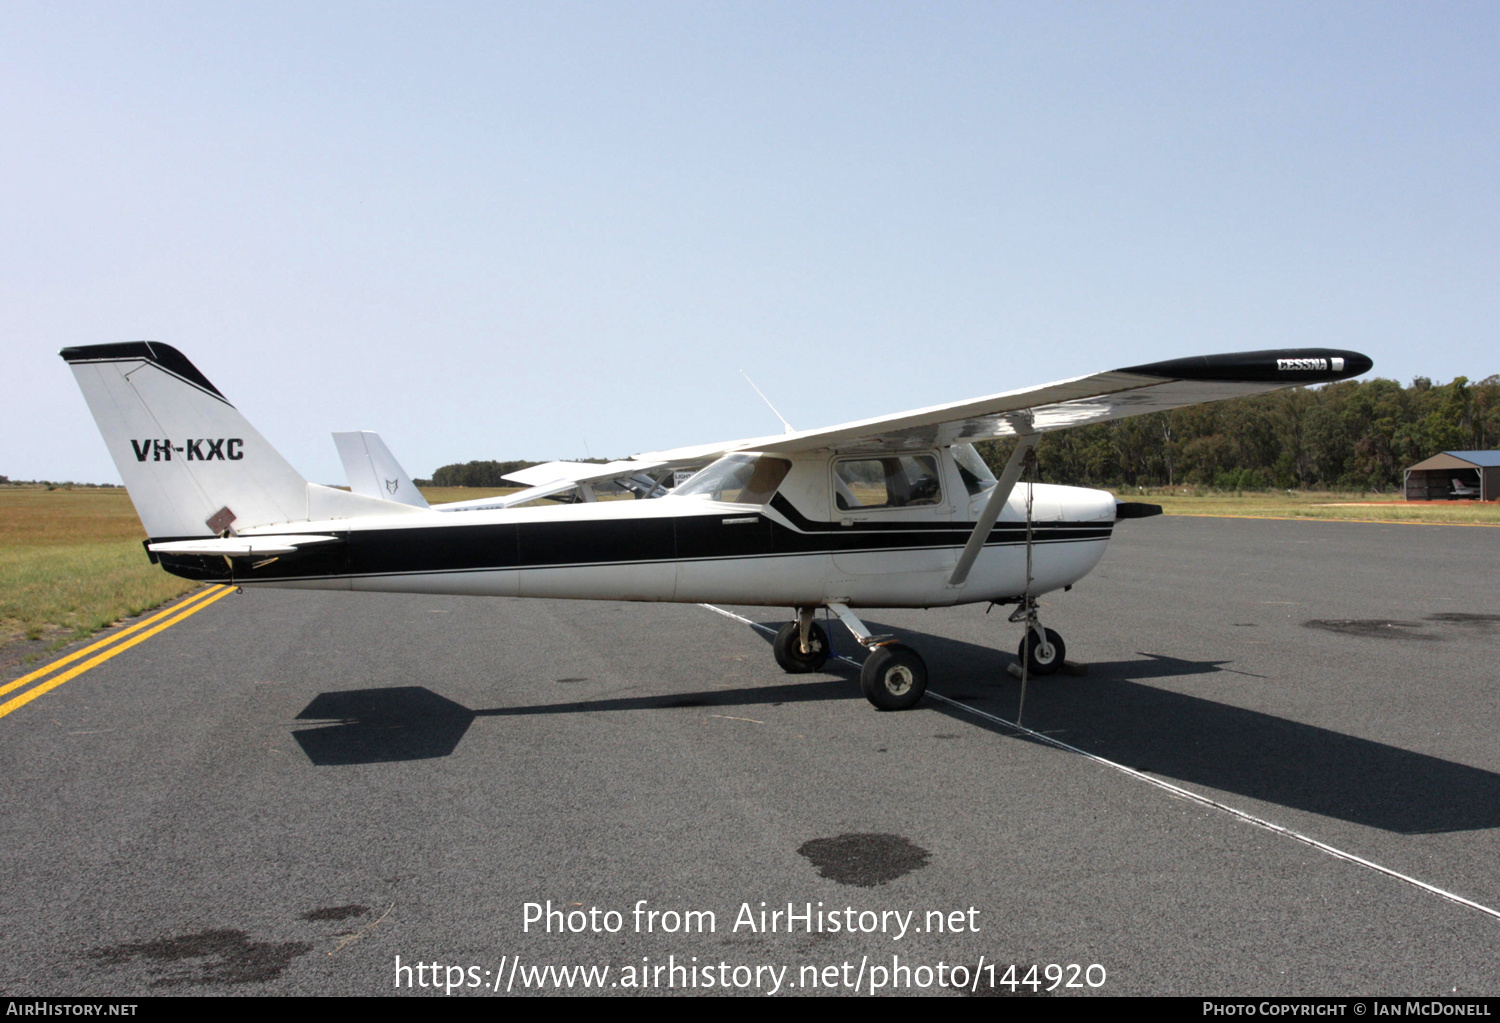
top-left (860, 643), bottom-right (928, 710)
top-left (773, 621), bottom-right (830, 673)
top-left (1017, 627), bottom-right (1065, 676)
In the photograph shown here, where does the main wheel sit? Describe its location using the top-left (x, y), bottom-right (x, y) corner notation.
top-left (860, 643), bottom-right (928, 710)
top-left (773, 620), bottom-right (830, 673)
top-left (1017, 627), bottom-right (1065, 676)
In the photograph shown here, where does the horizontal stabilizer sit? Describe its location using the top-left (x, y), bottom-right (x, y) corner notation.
top-left (147, 535), bottom-right (344, 557)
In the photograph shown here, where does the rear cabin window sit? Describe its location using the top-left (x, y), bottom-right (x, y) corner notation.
top-left (671, 454), bottom-right (791, 504)
top-left (834, 455), bottom-right (943, 510)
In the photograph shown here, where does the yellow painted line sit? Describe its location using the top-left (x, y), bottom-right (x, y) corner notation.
top-left (0, 585), bottom-right (235, 721)
top-left (0, 585), bottom-right (222, 701)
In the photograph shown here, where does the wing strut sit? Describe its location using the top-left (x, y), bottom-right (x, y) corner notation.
top-left (948, 432), bottom-right (1038, 587)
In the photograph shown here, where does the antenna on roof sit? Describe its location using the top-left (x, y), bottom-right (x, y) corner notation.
top-left (739, 370), bottom-right (795, 434)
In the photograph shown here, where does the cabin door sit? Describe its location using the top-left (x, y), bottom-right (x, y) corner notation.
top-left (828, 453), bottom-right (958, 577)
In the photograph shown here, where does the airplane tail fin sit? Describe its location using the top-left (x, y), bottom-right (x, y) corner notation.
top-left (333, 431), bottom-right (429, 509)
top-left (62, 342), bottom-right (418, 538)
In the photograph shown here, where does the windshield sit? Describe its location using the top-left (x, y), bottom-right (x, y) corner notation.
top-left (951, 443), bottom-right (997, 497)
top-left (670, 454), bottom-right (791, 504)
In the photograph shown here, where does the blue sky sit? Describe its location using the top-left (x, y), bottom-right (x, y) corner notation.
top-left (4, 2), bottom-right (1496, 483)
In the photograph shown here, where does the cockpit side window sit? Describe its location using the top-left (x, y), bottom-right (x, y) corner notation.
top-left (833, 454), bottom-right (943, 510)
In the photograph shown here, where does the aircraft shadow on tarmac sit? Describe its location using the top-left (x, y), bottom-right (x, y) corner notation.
top-left (291, 675), bottom-right (864, 768)
top-left (292, 619), bottom-right (1500, 836)
top-left (874, 621), bottom-right (1500, 837)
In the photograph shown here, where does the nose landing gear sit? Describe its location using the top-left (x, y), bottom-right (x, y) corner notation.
top-left (1011, 599), bottom-right (1065, 676)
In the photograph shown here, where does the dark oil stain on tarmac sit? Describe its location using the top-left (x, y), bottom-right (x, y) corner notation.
top-left (798, 833), bottom-right (930, 887)
top-left (1426, 612), bottom-right (1500, 626)
top-left (88, 929), bottom-right (312, 987)
top-left (1303, 619), bottom-right (1437, 640)
top-left (1305, 613), bottom-right (1500, 640)
top-left (300, 905), bottom-right (369, 922)
top-left (554, 677), bottom-right (589, 683)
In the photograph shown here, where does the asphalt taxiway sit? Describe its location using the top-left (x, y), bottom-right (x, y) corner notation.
top-left (2, 515), bottom-right (1498, 995)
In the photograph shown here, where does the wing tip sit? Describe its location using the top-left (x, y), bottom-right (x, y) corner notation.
top-left (1117, 349), bottom-right (1373, 385)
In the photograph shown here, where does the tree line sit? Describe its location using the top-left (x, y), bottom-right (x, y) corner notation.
top-left (421, 375), bottom-right (1497, 494)
top-left (977, 374), bottom-right (1499, 491)
top-left (420, 460), bottom-right (545, 488)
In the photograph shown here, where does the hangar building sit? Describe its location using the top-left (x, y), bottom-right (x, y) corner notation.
top-left (1404, 450), bottom-right (1500, 501)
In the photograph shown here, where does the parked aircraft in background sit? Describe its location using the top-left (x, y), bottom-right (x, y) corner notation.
top-left (63, 342), bottom-right (1371, 709)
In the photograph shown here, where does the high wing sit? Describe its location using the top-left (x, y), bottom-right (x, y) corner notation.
top-left (637, 348), bottom-right (1373, 461)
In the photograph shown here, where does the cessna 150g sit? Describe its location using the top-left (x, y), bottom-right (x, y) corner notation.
top-left (63, 342), bottom-right (1371, 710)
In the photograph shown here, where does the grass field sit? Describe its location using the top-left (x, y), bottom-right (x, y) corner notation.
top-left (0, 487), bottom-right (197, 651)
top-left (0, 484), bottom-right (571, 656)
top-left (416, 486), bottom-right (518, 504)
top-left (1111, 487), bottom-right (1500, 526)
top-left (2, 482), bottom-right (1496, 657)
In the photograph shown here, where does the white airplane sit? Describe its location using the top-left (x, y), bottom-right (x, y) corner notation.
top-left (62, 342), bottom-right (1372, 710)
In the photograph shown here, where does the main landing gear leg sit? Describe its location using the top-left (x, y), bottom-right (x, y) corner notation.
top-left (827, 602), bottom-right (929, 711)
top-left (1010, 599), bottom-right (1065, 676)
top-left (773, 606), bottom-right (829, 673)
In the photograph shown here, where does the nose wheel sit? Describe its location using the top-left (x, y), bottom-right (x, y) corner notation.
top-left (1018, 626), bottom-right (1065, 676)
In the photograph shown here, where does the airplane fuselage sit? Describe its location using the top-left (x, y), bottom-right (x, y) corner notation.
top-left (152, 450), bottom-right (1117, 611)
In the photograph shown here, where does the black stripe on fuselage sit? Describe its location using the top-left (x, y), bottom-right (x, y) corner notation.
top-left (151, 501), bottom-right (1114, 583)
